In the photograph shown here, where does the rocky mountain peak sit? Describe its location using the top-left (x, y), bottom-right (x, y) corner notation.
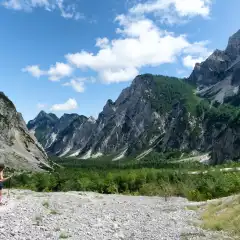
top-left (226, 29), bottom-right (240, 60)
top-left (0, 92), bottom-right (15, 110)
top-left (61, 113), bottom-right (78, 117)
top-left (37, 110), bottom-right (48, 117)
top-left (33, 111), bottom-right (58, 122)
top-left (187, 29), bottom-right (240, 103)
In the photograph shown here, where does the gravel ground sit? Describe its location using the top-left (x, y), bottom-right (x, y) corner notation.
top-left (0, 190), bottom-right (232, 240)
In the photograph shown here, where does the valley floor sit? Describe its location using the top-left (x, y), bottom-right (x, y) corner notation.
top-left (0, 190), bottom-right (233, 240)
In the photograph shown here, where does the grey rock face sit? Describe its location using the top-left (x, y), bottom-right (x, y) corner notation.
top-left (188, 29), bottom-right (240, 103)
top-left (80, 75), bottom-right (165, 157)
top-left (27, 111), bottom-right (59, 148)
top-left (47, 116), bottom-right (96, 157)
top-left (28, 112), bottom-right (97, 157)
top-left (0, 92), bottom-right (50, 171)
top-left (210, 124), bottom-right (240, 165)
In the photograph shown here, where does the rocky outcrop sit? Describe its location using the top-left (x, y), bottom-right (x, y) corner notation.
top-left (0, 92), bottom-right (50, 171)
top-left (188, 30), bottom-right (240, 103)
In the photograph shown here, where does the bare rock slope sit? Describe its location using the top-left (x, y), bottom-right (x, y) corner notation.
top-left (0, 92), bottom-right (50, 171)
top-left (188, 29), bottom-right (240, 103)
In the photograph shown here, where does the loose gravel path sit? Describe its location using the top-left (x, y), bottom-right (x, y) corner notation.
top-left (0, 190), bottom-right (232, 240)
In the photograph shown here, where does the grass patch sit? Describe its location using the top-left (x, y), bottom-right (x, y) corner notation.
top-left (42, 200), bottom-right (49, 208)
top-left (201, 195), bottom-right (240, 236)
top-left (186, 205), bottom-right (200, 211)
top-left (59, 232), bottom-right (70, 239)
top-left (50, 209), bottom-right (60, 215)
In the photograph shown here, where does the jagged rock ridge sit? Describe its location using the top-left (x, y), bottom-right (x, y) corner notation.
top-left (28, 112), bottom-right (96, 157)
top-left (188, 29), bottom-right (240, 103)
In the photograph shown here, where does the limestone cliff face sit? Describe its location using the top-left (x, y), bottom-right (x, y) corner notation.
top-left (0, 92), bottom-right (50, 171)
top-left (188, 30), bottom-right (240, 104)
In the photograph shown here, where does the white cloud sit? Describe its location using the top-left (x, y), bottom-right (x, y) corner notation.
top-left (1, 0), bottom-right (83, 20)
top-left (66, 17), bottom-right (190, 83)
top-left (56, 0), bottom-right (84, 20)
top-left (48, 62), bottom-right (73, 81)
top-left (22, 65), bottom-right (45, 78)
top-left (37, 103), bottom-right (47, 109)
top-left (23, 62), bottom-right (73, 81)
top-left (100, 67), bottom-right (139, 83)
top-left (183, 40), bottom-right (211, 55)
top-left (22, 0), bottom-right (213, 84)
top-left (2, 0), bottom-right (22, 10)
top-left (182, 55), bottom-right (204, 68)
top-left (63, 78), bottom-right (85, 92)
top-left (50, 98), bottom-right (78, 111)
top-left (96, 38), bottom-right (109, 48)
top-left (182, 41), bottom-right (212, 68)
top-left (129, 0), bottom-right (213, 24)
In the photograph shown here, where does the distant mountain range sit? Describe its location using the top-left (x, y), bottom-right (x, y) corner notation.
top-left (7, 28), bottom-right (240, 165)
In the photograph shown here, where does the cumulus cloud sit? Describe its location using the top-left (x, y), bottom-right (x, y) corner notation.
top-left (129, 0), bottom-right (213, 24)
top-left (99, 67), bottom-right (139, 83)
top-left (22, 65), bottom-right (45, 78)
top-left (66, 16), bottom-right (191, 83)
top-left (95, 38), bottom-right (110, 49)
top-left (23, 62), bottom-right (73, 81)
top-left (183, 55), bottom-right (204, 68)
top-left (2, 0), bottom-right (22, 10)
top-left (63, 78), bottom-right (85, 92)
top-left (50, 98), bottom-right (78, 111)
top-left (182, 41), bottom-right (212, 68)
top-left (22, 0), bottom-right (213, 84)
top-left (48, 62), bottom-right (73, 81)
top-left (1, 0), bottom-right (83, 20)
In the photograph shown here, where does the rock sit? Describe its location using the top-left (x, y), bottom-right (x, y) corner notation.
top-left (187, 29), bottom-right (240, 103)
top-left (28, 112), bottom-right (96, 157)
top-left (0, 190), bottom-right (231, 239)
top-left (0, 92), bottom-right (50, 171)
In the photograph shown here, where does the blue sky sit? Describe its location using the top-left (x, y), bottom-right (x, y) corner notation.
top-left (1, 0), bottom-right (240, 122)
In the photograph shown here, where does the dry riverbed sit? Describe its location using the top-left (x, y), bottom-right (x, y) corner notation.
top-left (0, 190), bottom-right (233, 240)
